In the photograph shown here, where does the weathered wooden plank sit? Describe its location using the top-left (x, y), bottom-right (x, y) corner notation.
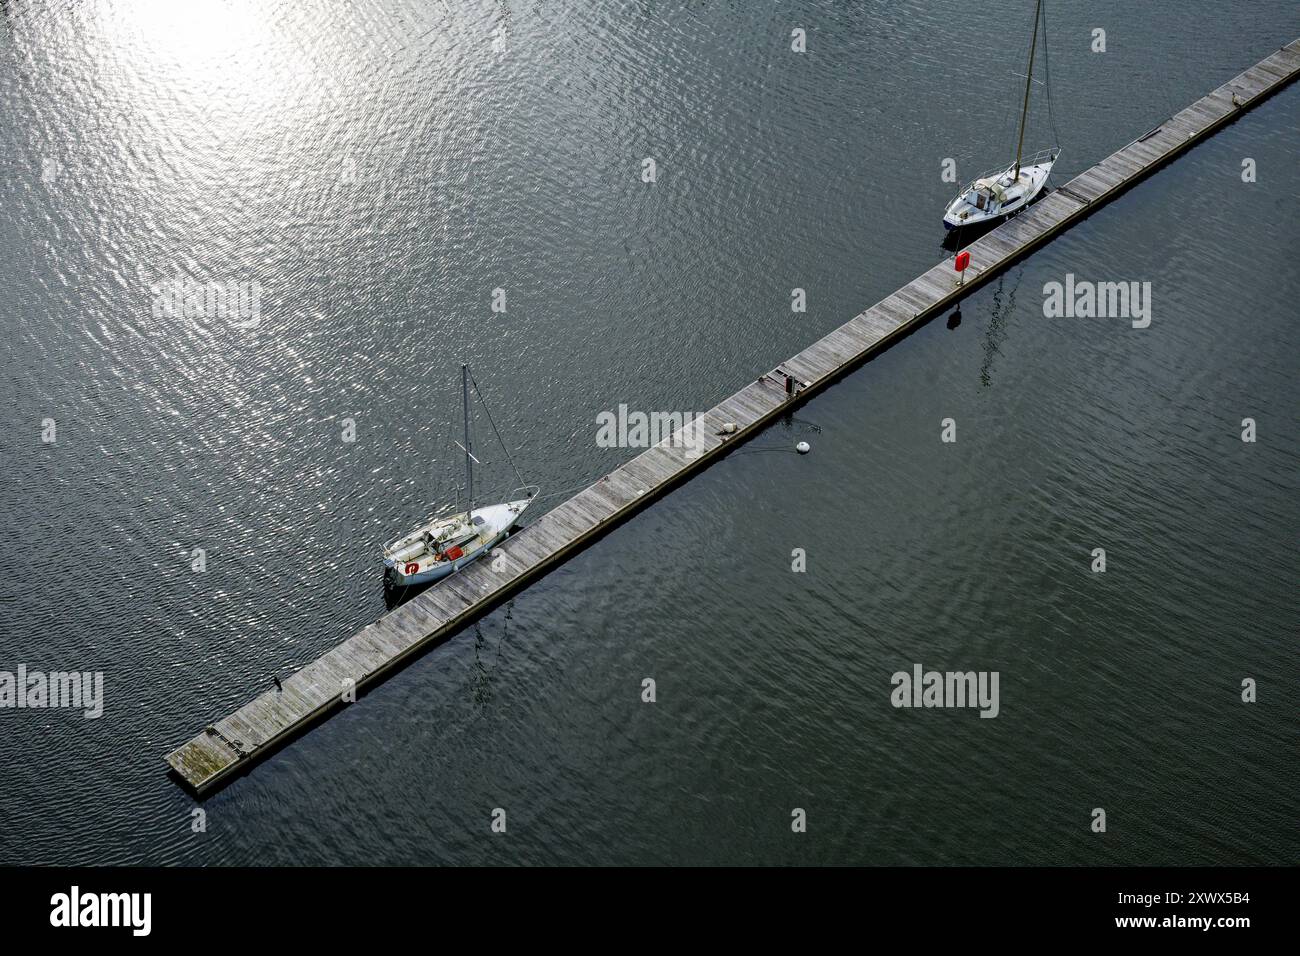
top-left (571, 485), bottom-right (620, 521)
top-left (995, 212), bottom-right (1048, 245)
top-left (1085, 163), bottom-right (1128, 190)
top-left (712, 392), bottom-right (759, 424)
top-left (694, 409), bottom-right (736, 437)
top-left (1200, 90), bottom-right (1242, 118)
top-left (853, 308), bottom-right (904, 338)
top-left (817, 328), bottom-right (863, 361)
top-left (278, 666), bottom-right (328, 705)
top-left (808, 339), bottom-right (858, 371)
top-left (620, 453), bottom-right (676, 489)
top-left (448, 565), bottom-right (498, 600)
top-left (301, 655), bottom-right (352, 691)
top-left (1035, 190), bottom-right (1085, 221)
top-left (1143, 125), bottom-right (1189, 154)
top-left (919, 262), bottom-right (961, 290)
top-left (1066, 169), bottom-right (1107, 193)
top-left (1263, 48), bottom-right (1299, 73)
top-left (603, 468), bottom-right (648, 501)
top-left (1030, 191), bottom-right (1080, 220)
top-left (393, 599), bottom-right (450, 636)
top-left (752, 375), bottom-right (790, 405)
top-left (726, 388), bottom-right (768, 419)
top-left (1238, 66), bottom-right (1279, 93)
top-left (253, 690), bottom-right (308, 730)
top-left (840, 318), bottom-right (887, 348)
top-left (583, 478), bottom-right (630, 514)
top-left (1131, 140), bottom-right (1172, 166)
top-left (499, 529), bottom-right (557, 567)
top-left (169, 734), bottom-right (236, 779)
top-left (221, 711), bottom-right (268, 748)
top-left (650, 442), bottom-right (698, 477)
top-left (1170, 106), bottom-right (1211, 133)
top-left (437, 573), bottom-right (488, 611)
top-left (1251, 58), bottom-right (1288, 81)
top-left (828, 321), bottom-right (872, 350)
top-left (891, 285), bottom-right (931, 314)
top-left (864, 298), bottom-right (912, 328)
top-left (538, 503), bottom-right (592, 539)
top-left (1064, 171), bottom-right (1113, 202)
top-left (1096, 153), bottom-right (1143, 180)
top-left (1183, 98), bottom-right (1229, 127)
top-left (859, 303), bottom-right (904, 330)
top-left (727, 388), bottom-right (774, 419)
top-left (806, 344), bottom-right (852, 375)
top-left (906, 275), bottom-right (948, 306)
top-left (475, 547), bottom-right (528, 583)
top-left (739, 381), bottom-right (783, 411)
top-left (1091, 154), bottom-right (1136, 178)
top-left (1189, 93), bottom-right (1234, 120)
top-left (557, 493), bottom-right (606, 529)
top-left (1160, 114), bottom-right (1199, 139)
top-left (787, 344), bottom-right (838, 377)
top-left (1118, 139), bottom-right (1163, 168)
top-left (1180, 103), bottom-right (1216, 130)
top-left (360, 624), bottom-right (405, 658)
top-left (413, 587), bottom-right (472, 626)
top-left (711, 394), bottom-right (759, 426)
top-left (343, 634), bottom-right (392, 672)
top-left (568, 485), bottom-right (618, 522)
top-left (803, 337), bottom-right (850, 367)
top-left (972, 232), bottom-right (1021, 261)
top-left (778, 355), bottom-right (822, 386)
top-left (685, 415), bottom-right (725, 454)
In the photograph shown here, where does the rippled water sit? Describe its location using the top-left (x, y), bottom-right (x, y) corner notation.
top-left (0, 0), bottom-right (1296, 865)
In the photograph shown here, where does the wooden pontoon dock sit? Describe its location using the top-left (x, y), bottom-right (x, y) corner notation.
top-left (167, 40), bottom-right (1299, 794)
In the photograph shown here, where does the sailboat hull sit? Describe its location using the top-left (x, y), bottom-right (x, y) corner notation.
top-left (386, 528), bottom-right (508, 587)
top-left (943, 154), bottom-right (1056, 230)
top-left (382, 498), bottom-right (533, 589)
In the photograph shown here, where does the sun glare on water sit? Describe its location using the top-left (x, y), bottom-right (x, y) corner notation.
top-left (90, 0), bottom-right (323, 120)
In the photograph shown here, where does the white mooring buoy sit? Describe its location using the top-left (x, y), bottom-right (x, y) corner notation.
top-left (796, 441), bottom-right (811, 455)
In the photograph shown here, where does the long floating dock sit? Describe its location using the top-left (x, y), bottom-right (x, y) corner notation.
top-left (167, 41), bottom-right (1299, 793)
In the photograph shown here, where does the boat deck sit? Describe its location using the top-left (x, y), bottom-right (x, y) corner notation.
top-left (166, 40), bottom-right (1300, 794)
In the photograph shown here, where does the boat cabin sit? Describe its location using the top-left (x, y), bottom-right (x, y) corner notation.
top-left (971, 175), bottom-right (1023, 213)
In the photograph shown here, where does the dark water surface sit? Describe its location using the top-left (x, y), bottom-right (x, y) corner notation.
top-left (1, 1), bottom-right (1296, 864)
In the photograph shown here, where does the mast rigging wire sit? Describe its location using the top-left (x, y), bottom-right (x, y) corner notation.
top-left (467, 367), bottom-right (529, 493)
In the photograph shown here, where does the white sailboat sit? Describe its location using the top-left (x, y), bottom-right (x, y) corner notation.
top-left (943, 0), bottom-right (1060, 231)
top-left (383, 365), bottom-right (537, 588)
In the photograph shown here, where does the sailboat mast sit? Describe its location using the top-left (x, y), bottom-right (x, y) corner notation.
top-left (1014, 0), bottom-right (1042, 180)
top-left (462, 363), bottom-right (473, 513)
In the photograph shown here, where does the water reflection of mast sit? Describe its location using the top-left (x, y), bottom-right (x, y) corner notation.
top-left (979, 269), bottom-right (1021, 389)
